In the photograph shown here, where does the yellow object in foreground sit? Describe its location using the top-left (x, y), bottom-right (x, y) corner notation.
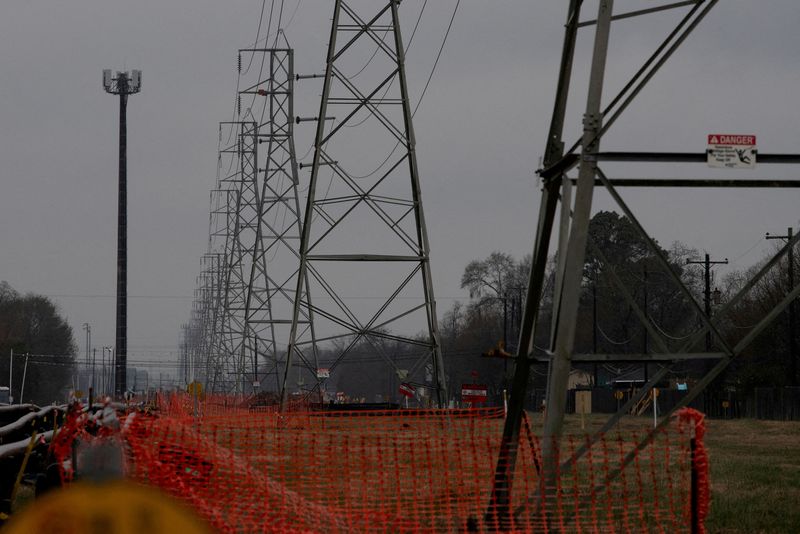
top-left (4, 480), bottom-right (211, 534)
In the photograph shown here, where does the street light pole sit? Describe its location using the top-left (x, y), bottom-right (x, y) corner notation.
top-left (103, 69), bottom-right (141, 398)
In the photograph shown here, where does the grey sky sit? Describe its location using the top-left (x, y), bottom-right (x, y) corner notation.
top-left (1, 1), bottom-right (798, 376)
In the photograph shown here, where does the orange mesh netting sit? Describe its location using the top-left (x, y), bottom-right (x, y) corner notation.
top-left (52, 398), bottom-right (709, 533)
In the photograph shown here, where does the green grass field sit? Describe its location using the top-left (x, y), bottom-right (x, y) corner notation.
top-left (703, 418), bottom-right (800, 533)
top-left (536, 413), bottom-right (800, 533)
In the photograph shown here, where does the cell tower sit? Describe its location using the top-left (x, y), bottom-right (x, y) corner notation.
top-left (102, 68), bottom-right (141, 399)
top-left (489, 0), bottom-right (800, 528)
top-left (285, 0), bottom-right (447, 406)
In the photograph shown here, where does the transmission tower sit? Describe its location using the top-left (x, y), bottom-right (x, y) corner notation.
top-left (488, 0), bottom-right (800, 528)
top-left (215, 120), bottom-right (258, 395)
top-left (284, 0), bottom-right (447, 407)
top-left (186, 126), bottom-right (250, 394)
top-left (238, 42), bottom-right (320, 396)
top-left (195, 252), bottom-right (226, 391)
top-left (201, 181), bottom-right (237, 393)
top-left (195, 41), bottom-right (318, 397)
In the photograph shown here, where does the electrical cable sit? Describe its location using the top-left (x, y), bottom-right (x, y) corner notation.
top-left (284, 0), bottom-right (302, 30)
top-left (727, 319), bottom-right (760, 330)
top-left (602, 363), bottom-right (637, 376)
top-left (338, 0), bottom-right (460, 180)
top-left (730, 236), bottom-right (765, 265)
top-left (241, 0), bottom-right (268, 75)
top-left (411, 0), bottom-right (459, 118)
top-left (225, 0), bottom-right (275, 146)
top-left (647, 314), bottom-right (695, 341)
top-left (272, 0), bottom-right (285, 48)
top-left (597, 324), bottom-right (633, 346)
top-left (343, 0), bottom-right (427, 82)
top-left (339, 0), bottom-right (429, 129)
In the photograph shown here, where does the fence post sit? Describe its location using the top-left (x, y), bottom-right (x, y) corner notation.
top-left (690, 435), bottom-right (699, 534)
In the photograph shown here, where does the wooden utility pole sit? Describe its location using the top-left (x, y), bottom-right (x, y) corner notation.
top-left (767, 228), bottom-right (797, 385)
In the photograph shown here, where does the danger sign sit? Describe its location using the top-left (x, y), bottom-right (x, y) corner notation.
top-left (461, 384), bottom-right (488, 403)
top-left (707, 133), bottom-right (756, 169)
top-left (708, 134), bottom-right (755, 146)
top-left (399, 382), bottom-right (415, 398)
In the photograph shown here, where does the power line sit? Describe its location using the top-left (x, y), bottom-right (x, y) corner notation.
top-left (336, 0), bottom-right (462, 180)
top-left (412, 0), bottom-right (460, 118)
top-left (49, 292), bottom-right (473, 301)
top-left (240, 0), bottom-right (269, 75)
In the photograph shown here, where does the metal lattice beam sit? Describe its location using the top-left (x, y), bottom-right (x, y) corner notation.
top-left (491, 0), bottom-right (800, 529)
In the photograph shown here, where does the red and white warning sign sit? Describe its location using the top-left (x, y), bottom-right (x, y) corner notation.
top-left (707, 134), bottom-right (756, 169)
top-left (399, 382), bottom-right (415, 398)
top-left (461, 384), bottom-right (488, 403)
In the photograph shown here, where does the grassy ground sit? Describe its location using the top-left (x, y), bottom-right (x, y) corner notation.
top-left (536, 413), bottom-right (800, 533)
top-left (703, 418), bottom-right (800, 533)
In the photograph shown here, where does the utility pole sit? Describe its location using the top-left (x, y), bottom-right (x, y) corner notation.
top-left (82, 323), bottom-right (91, 392)
top-left (19, 354), bottom-right (29, 404)
top-left (687, 254), bottom-right (728, 350)
top-left (592, 277), bottom-right (600, 385)
top-left (767, 228), bottom-right (797, 386)
top-left (9, 349), bottom-right (13, 404)
top-left (643, 267), bottom-right (648, 382)
top-left (102, 346), bottom-right (113, 397)
top-left (103, 69), bottom-right (141, 399)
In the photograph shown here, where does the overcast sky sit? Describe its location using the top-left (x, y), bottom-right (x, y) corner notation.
top-left (1, 1), bottom-right (798, 377)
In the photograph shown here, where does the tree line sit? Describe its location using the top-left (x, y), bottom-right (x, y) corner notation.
top-left (0, 282), bottom-right (76, 404)
top-left (440, 211), bottom-right (799, 401)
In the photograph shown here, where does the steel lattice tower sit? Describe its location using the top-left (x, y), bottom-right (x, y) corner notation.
top-left (193, 43), bottom-right (318, 396)
top-left (284, 0), bottom-right (447, 407)
top-left (201, 176), bottom-right (238, 393)
top-left (248, 44), bottom-right (320, 395)
top-left (196, 252), bottom-right (225, 390)
top-left (488, 1), bottom-right (800, 528)
top-left (186, 128), bottom-right (251, 394)
top-left (215, 120), bottom-right (258, 395)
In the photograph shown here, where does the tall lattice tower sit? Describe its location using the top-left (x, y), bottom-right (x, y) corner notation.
top-left (239, 42), bottom-right (320, 395)
top-left (213, 120), bottom-right (258, 394)
top-left (285, 1), bottom-right (447, 406)
top-left (197, 42), bottom-right (318, 396)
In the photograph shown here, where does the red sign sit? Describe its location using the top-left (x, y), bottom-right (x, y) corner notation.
top-left (399, 382), bottom-right (415, 398)
top-left (461, 384), bottom-right (488, 403)
top-left (707, 134), bottom-right (756, 146)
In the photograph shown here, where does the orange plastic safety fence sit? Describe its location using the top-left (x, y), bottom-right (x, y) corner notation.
top-left (53, 403), bottom-right (709, 533)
